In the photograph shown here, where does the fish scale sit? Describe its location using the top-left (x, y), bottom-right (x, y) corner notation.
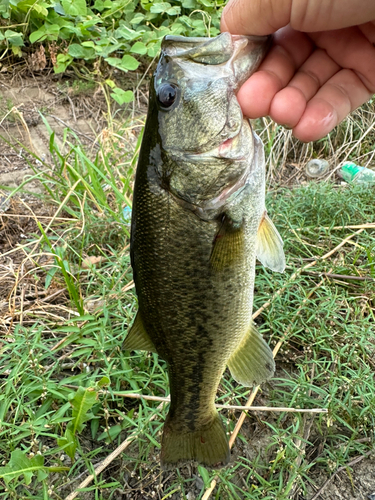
top-left (124, 32), bottom-right (286, 468)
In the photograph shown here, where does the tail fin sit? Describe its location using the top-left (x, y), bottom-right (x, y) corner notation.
top-left (160, 412), bottom-right (230, 469)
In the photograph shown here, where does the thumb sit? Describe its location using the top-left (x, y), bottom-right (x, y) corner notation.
top-left (221, 0), bottom-right (291, 36)
top-left (221, 0), bottom-right (375, 35)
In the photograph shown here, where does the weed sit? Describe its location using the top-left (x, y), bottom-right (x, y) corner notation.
top-left (0, 118), bottom-right (374, 499)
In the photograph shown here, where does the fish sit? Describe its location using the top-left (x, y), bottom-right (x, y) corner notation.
top-left (124, 32), bottom-right (285, 469)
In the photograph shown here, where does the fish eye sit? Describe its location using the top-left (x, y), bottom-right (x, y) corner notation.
top-left (157, 83), bottom-right (178, 109)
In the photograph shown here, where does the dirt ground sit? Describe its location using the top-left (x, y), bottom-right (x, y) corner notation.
top-left (1, 74), bottom-right (374, 500)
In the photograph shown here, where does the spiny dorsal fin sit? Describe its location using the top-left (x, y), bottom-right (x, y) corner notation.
top-left (210, 218), bottom-right (244, 271)
top-left (227, 323), bottom-right (275, 386)
top-left (123, 312), bottom-right (158, 354)
top-left (255, 212), bottom-right (285, 272)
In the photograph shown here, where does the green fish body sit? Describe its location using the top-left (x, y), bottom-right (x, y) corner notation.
top-left (125, 33), bottom-right (285, 468)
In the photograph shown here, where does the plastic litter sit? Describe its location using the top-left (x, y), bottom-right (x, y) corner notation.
top-left (305, 159), bottom-right (329, 178)
top-left (122, 205), bottom-right (132, 224)
top-left (339, 162), bottom-right (375, 184)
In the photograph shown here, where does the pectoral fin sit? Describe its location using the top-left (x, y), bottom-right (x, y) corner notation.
top-left (255, 212), bottom-right (285, 272)
top-left (228, 323), bottom-right (275, 386)
top-left (123, 312), bottom-right (158, 354)
top-left (210, 218), bottom-right (244, 271)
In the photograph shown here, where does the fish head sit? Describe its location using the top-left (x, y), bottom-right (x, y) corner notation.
top-left (149, 32), bottom-right (271, 217)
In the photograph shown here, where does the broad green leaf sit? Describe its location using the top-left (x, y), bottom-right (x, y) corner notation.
top-left (197, 0), bottom-right (213, 6)
top-left (0, 0), bottom-right (9, 18)
top-left (150, 1), bottom-right (171, 13)
top-left (91, 418), bottom-right (100, 439)
top-left (30, 23), bottom-right (60, 42)
top-left (62, 0), bottom-right (87, 16)
top-left (29, 27), bottom-right (46, 43)
top-left (93, 0), bottom-right (105, 11)
top-left (181, 0), bottom-right (196, 7)
top-left (4, 29), bottom-right (24, 47)
top-left (97, 376), bottom-right (110, 387)
top-left (198, 465), bottom-right (211, 488)
top-left (11, 45), bottom-right (22, 56)
top-left (0, 450), bottom-right (45, 485)
top-left (97, 424), bottom-right (123, 442)
top-left (81, 41), bottom-right (96, 47)
top-left (57, 427), bottom-right (78, 460)
top-left (115, 24), bottom-right (143, 41)
top-left (33, 3), bottom-right (49, 16)
top-left (110, 88), bottom-right (134, 105)
top-left (130, 13), bottom-right (145, 25)
top-left (166, 6), bottom-right (180, 15)
top-left (147, 42), bottom-right (161, 58)
top-left (69, 387), bottom-right (98, 433)
top-left (68, 43), bottom-right (95, 59)
top-left (105, 78), bottom-right (116, 89)
top-left (106, 55), bottom-right (139, 72)
top-left (130, 41), bottom-right (147, 55)
top-left (68, 43), bottom-right (85, 58)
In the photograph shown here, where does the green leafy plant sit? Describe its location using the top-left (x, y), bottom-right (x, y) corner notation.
top-left (0, 450), bottom-right (67, 486)
top-left (57, 386), bottom-right (99, 460)
top-left (1, 0), bottom-right (224, 102)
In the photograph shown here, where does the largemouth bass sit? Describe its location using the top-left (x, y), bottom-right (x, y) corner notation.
top-left (124, 32), bottom-right (285, 469)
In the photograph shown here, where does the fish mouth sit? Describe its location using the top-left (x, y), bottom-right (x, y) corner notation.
top-left (184, 120), bottom-right (252, 162)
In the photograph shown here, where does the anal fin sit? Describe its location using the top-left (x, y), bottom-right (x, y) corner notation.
top-left (255, 212), bottom-right (285, 272)
top-left (228, 323), bottom-right (275, 386)
top-left (123, 312), bottom-right (158, 354)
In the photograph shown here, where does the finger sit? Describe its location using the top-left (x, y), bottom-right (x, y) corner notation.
top-left (236, 27), bottom-right (313, 117)
top-left (269, 49), bottom-right (341, 127)
top-left (310, 27), bottom-right (375, 93)
top-left (293, 69), bottom-right (373, 142)
top-left (359, 21), bottom-right (375, 44)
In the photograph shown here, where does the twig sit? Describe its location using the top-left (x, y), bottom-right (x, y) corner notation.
top-left (285, 267), bottom-right (374, 282)
top-left (48, 114), bottom-right (97, 145)
top-left (0, 214), bottom-right (77, 221)
top-left (309, 451), bottom-right (372, 500)
top-left (64, 402), bottom-right (165, 500)
top-left (61, 387), bottom-right (328, 413)
top-left (289, 363), bottom-right (316, 498)
top-left (121, 280), bottom-right (135, 292)
top-left (295, 223), bottom-right (375, 231)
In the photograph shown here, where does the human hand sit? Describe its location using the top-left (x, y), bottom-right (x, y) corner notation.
top-left (221, 0), bottom-right (375, 142)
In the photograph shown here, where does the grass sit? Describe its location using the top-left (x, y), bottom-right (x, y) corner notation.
top-left (0, 111), bottom-right (374, 500)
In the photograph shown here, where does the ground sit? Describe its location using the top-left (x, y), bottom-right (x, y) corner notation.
top-left (0, 73), bottom-right (374, 500)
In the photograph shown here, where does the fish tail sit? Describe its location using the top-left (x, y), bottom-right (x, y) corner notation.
top-left (161, 412), bottom-right (230, 469)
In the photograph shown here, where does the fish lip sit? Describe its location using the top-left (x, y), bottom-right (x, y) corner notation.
top-left (182, 128), bottom-right (246, 161)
